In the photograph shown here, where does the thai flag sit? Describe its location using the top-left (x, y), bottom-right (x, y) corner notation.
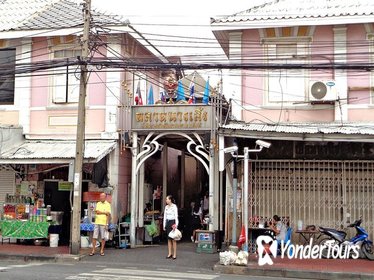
top-left (135, 81), bottom-right (143, 105)
top-left (188, 79), bottom-right (195, 104)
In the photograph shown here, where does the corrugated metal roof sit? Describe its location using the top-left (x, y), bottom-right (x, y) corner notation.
top-left (211, 0), bottom-right (374, 24)
top-left (0, 140), bottom-right (117, 163)
top-left (221, 122), bottom-right (374, 135)
top-left (0, 0), bottom-right (128, 32)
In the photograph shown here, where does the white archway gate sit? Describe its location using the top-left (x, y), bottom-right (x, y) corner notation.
top-left (129, 131), bottom-right (216, 247)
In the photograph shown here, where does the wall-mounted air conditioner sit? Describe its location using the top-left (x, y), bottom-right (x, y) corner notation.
top-left (309, 80), bottom-right (337, 101)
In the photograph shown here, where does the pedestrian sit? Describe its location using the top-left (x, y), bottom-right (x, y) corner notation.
top-left (90, 193), bottom-right (111, 256)
top-left (201, 191), bottom-right (209, 216)
top-left (163, 195), bottom-right (178, 260)
top-left (269, 215), bottom-right (287, 241)
top-left (190, 201), bottom-right (203, 242)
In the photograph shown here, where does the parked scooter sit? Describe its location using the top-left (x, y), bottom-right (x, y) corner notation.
top-left (318, 218), bottom-right (374, 260)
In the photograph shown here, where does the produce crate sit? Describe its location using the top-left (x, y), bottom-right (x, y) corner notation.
top-left (196, 242), bottom-right (215, 254)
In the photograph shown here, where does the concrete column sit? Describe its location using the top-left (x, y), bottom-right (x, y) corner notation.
top-left (105, 37), bottom-right (122, 135)
top-left (213, 147), bottom-right (219, 230)
top-left (333, 27), bottom-right (348, 122)
top-left (223, 32), bottom-right (242, 121)
top-left (108, 147), bottom-right (120, 223)
top-left (162, 142), bottom-right (168, 203)
top-left (138, 136), bottom-right (145, 227)
top-left (208, 146), bottom-right (215, 231)
top-left (130, 131), bottom-right (138, 247)
top-left (18, 38), bottom-right (32, 134)
top-left (180, 150), bottom-right (185, 208)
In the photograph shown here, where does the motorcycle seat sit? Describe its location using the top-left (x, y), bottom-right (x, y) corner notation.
top-left (319, 226), bottom-right (347, 239)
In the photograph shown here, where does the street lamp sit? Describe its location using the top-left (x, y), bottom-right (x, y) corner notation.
top-left (242, 140), bottom-right (271, 252)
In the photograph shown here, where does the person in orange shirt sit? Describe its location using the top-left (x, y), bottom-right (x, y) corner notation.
top-left (90, 193), bottom-right (111, 256)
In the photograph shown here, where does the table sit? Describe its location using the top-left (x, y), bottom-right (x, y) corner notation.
top-left (0, 220), bottom-right (49, 239)
top-left (295, 230), bottom-right (321, 245)
top-left (248, 227), bottom-right (275, 253)
top-left (80, 223), bottom-right (117, 246)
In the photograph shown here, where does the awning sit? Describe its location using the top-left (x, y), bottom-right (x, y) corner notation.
top-left (219, 122), bottom-right (374, 142)
top-left (0, 140), bottom-right (117, 164)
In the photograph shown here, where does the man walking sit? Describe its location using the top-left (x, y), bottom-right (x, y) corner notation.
top-left (90, 193), bottom-right (111, 256)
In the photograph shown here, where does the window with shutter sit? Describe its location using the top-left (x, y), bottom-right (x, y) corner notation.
top-left (266, 43), bottom-right (308, 103)
top-left (52, 48), bottom-right (81, 104)
top-left (0, 48), bottom-right (16, 105)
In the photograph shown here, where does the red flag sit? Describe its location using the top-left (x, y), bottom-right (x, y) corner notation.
top-left (238, 225), bottom-right (246, 249)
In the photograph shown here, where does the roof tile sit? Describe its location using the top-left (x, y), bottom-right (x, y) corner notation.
top-left (211, 0), bottom-right (374, 24)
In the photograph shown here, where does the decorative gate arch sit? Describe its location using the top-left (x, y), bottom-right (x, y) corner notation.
top-left (135, 132), bottom-right (210, 175)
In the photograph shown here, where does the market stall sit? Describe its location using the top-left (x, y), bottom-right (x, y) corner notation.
top-left (0, 220), bottom-right (49, 239)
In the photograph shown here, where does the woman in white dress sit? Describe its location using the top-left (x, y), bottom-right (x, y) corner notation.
top-left (163, 195), bottom-right (179, 259)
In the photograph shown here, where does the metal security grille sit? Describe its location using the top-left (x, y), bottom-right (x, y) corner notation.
top-left (248, 160), bottom-right (374, 243)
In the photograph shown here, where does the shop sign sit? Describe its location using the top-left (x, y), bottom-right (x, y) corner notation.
top-left (58, 181), bottom-right (73, 191)
top-left (131, 105), bottom-right (212, 131)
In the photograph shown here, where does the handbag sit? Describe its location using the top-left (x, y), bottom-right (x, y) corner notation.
top-left (168, 228), bottom-right (182, 241)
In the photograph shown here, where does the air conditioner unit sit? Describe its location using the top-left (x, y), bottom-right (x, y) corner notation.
top-left (309, 80), bottom-right (337, 101)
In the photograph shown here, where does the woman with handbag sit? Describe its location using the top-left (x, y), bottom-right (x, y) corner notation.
top-left (163, 195), bottom-right (179, 260)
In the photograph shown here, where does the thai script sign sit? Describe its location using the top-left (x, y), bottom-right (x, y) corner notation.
top-left (131, 105), bottom-right (212, 131)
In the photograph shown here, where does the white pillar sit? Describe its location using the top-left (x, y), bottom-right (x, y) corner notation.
top-left (333, 27), bottom-right (348, 122)
top-left (162, 142), bottom-right (168, 204)
top-left (208, 145), bottom-right (214, 231)
top-left (180, 150), bottom-right (185, 208)
top-left (213, 148), bottom-right (219, 230)
top-left (108, 147), bottom-right (120, 223)
top-left (105, 37), bottom-right (122, 134)
top-left (18, 38), bottom-right (32, 134)
top-left (243, 147), bottom-right (249, 251)
top-left (130, 131), bottom-right (138, 247)
top-left (223, 32), bottom-right (242, 121)
top-left (138, 136), bottom-right (145, 227)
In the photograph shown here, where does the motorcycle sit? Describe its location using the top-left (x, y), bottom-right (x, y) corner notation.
top-left (318, 218), bottom-right (374, 260)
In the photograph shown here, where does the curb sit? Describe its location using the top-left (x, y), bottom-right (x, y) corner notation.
top-left (213, 263), bottom-right (374, 280)
top-left (0, 253), bottom-right (86, 262)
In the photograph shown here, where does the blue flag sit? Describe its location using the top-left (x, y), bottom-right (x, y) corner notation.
top-left (203, 78), bottom-right (210, 104)
top-left (176, 80), bottom-right (186, 102)
top-left (147, 85), bottom-right (154, 105)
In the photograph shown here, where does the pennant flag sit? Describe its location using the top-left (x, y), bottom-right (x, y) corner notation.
top-left (187, 77), bottom-right (195, 104)
top-left (238, 225), bottom-right (246, 249)
top-left (147, 85), bottom-right (154, 105)
top-left (203, 77), bottom-right (210, 104)
top-left (135, 81), bottom-right (143, 105)
top-left (176, 80), bottom-right (186, 102)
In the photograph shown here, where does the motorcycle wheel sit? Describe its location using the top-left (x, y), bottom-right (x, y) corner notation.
top-left (318, 237), bottom-right (337, 259)
top-left (362, 242), bottom-right (374, 261)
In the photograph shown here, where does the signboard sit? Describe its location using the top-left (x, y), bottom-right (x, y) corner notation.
top-left (58, 181), bottom-right (73, 191)
top-left (131, 105), bottom-right (212, 131)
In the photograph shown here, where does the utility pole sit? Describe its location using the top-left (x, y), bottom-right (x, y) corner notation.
top-left (71, 0), bottom-right (91, 255)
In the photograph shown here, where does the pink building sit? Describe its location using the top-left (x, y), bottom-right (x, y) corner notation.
top-left (212, 0), bottom-right (374, 246)
top-left (0, 0), bottom-right (164, 245)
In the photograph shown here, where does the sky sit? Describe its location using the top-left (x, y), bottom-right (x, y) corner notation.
top-left (91, 0), bottom-right (268, 57)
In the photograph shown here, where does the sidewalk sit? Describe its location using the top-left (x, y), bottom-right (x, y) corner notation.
top-left (214, 255), bottom-right (374, 279)
top-left (0, 241), bottom-right (373, 279)
top-left (0, 243), bottom-right (89, 262)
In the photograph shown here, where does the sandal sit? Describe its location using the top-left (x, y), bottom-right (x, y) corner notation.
top-left (100, 252), bottom-right (105, 256)
top-left (89, 253), bottom-right (95, 256)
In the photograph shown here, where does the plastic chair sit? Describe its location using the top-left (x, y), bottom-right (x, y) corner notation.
top-left (278, 227), bottom-right (293, 255)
